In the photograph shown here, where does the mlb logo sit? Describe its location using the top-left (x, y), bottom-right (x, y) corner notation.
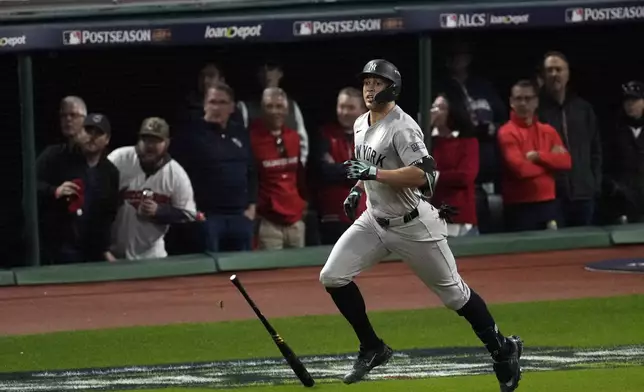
top-left (293, 21), bottom-right (312, 36)
top-left (63, 30), bottom-right (82, 45)
top-left (440, 14), bottom-right (458, 28)
top-left (565, 8), bottom-right (584, 23)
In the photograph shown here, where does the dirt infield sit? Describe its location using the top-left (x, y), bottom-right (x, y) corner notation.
top-left (1, 246), bottom-right (644, 336)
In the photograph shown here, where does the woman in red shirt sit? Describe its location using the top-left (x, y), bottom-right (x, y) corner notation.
top-left (429, 93), bottom-right (480, 237)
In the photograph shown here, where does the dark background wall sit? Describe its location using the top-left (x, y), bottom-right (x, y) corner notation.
top-left (1, 21), bottom-right (642, 266)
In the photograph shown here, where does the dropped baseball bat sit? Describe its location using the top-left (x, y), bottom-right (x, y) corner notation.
top-left (229, 274), bottom-right (315, 388)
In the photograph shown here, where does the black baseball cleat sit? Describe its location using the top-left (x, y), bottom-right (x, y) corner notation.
top-left (343, 342), bottom-right (394, 384)
top-left (493, 335), bottom-right (524, 392)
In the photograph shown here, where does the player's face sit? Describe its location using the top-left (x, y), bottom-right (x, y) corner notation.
top-left (336, 93), bottom-right (365, 129)
top-left (544, 56), bottom-right (569, 93)
top-left (362, 77), bottom-right (389, 109)
top-left (623, 98), bottom-right (644, 119)
top-left (510, 86), bottom-right (539, 118)
top-left (137, 135), bottom-right (168, 164)
top-left (59, 103), bottom-right (85, 138)
top-left (204, 88), bottom-right (234, 127)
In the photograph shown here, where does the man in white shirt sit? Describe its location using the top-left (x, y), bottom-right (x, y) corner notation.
top-left (108, 117), bottom-right (198, 260)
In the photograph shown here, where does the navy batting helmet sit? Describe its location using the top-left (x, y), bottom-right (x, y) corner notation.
top-left (358, 59), bottom-right (402, 104)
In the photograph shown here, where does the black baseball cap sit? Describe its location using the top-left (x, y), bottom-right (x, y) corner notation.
top-left (83, 113), bottom-right (111, 135)
top-left (622, 81), bottom-right (644, 100)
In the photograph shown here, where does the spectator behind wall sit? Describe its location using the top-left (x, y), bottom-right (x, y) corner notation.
top-left (498, 80), bottom-right (571, 232)
top-left (250, 87), bottom-right (307, 250)
top-left (429, 93), bottom-right (480, 237)
top-left (179, 63), bottom-right (245, 129)
top-left (58, 96), bottom-right (87, 146)
top-left (437, 41), bottom-right (507, 192)
top-left (538, 51), bottom-right (602, 227)
top-left (108, 117), bottom-right (197, 260)
top-left (600, 81), bottom-right (644, 224)
top-left (238, 61), bottom-right (309, 166)
top-left (171, 83), bottom-right (258, 253)
top-left (36, 114), bottom-right (120, 264)
top-left (313, 87), bottom-right (368, 245)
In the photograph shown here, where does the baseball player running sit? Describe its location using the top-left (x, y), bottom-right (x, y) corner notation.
top-left (319, 59), bottom-right (523, 391)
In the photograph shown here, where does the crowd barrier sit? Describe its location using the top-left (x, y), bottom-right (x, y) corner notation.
top-left (3, 223), bottom-right (644, 287)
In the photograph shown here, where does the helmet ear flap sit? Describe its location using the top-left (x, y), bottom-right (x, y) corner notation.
top-left (374, 83), bottom-right (399, 104)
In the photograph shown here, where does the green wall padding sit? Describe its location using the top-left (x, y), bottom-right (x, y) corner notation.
top-left (219, 227), bottom-right (612, 272)
top-left (13, 254), bottom-right (217, 285)
top-left (607, 223), bottom-right (644, 245)
top-left (0, 270), bottom-right (16, 286)
top-left (446, 227), bottom-right (612, 257)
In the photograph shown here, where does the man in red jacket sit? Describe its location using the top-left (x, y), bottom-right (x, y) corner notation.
top-left (250, 87), bottom-right (307, 250)
top-left (497, 79), bottom-right (571, 232)
top-left (313, 87), bottom-right (367, 244)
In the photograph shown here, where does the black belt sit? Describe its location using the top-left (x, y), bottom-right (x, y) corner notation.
top-left (375, 207), bottom-right (419, 228)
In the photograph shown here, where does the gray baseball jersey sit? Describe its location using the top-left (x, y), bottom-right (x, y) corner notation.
top-left (320, 105), bottom-right (470, 311)
top-left (353, 105), bottom-right (429, 218)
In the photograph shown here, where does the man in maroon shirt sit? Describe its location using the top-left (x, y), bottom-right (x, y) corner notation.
top-left (313, 87), bottom-right (367, 244)
top-left (250, 87), bottom-right (307, 250)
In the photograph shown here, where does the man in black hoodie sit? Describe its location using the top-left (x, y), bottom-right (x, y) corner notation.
top-left (537, 51), bottom-right (602, 227)
top-left (600, 81), bottom-right (644, 224)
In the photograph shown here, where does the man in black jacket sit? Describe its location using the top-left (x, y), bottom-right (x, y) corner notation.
top-left (36, 113), bottom-right (120, 264)
top-left (600, 81), bottom-right (644, 224)
top-left (537, 51), bottom-right (602, 227)
top-left (171, 83), bottom-right (258, 253)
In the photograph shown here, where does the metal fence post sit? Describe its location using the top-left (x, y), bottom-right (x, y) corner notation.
top-left (18, 54), bottom-right (40, 267)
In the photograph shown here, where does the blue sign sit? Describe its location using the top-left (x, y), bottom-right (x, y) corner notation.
top-left (0, 1), bottom-right (642, 52)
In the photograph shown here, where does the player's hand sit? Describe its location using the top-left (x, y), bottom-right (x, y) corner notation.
top-left (55, 181), bottom-right (80, 199)
top-left (343, 186), bottom-right (364, 221)
top-left (139, 199), bottom-right (158, 217)
top-left (344, 159), bottom-right (378, 181)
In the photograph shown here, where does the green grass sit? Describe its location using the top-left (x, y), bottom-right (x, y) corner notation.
top-left (1, 295), bottom-right (643, 373)
top-left (124, 367), bottom-right (644, 391)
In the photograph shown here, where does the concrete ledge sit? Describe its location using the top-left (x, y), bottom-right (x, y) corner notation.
top-left (13, 254), bottom-right (217, 285)
top-left (0, 270), bottom-right (16, 286)
top-left (606, 223), bottom-right (644, 245)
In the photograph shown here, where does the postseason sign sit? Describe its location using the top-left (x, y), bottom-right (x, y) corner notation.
top-left (62, 29), bottom-right (155, 46)
top-left (292, 18), bottom-right (382, 36)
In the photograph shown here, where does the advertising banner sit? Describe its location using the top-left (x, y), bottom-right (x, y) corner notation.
top-left (0, 1), bottom-right (642, 53)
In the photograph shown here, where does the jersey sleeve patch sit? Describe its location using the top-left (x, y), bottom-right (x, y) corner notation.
top-left (411, 142), bottom-right (425, 153)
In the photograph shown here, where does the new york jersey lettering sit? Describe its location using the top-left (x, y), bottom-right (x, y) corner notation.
top-left (355, 144), bottom-right (387, 168)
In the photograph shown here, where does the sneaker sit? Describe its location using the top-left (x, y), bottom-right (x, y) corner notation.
top-left (343, 342), bottom-right (394, 384)
top-left (493, 335), bottom-right (524, 391)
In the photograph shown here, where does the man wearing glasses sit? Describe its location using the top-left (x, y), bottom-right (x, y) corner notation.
top-left (58, 96), bottom-right (87, 144)
top-left (498, 79), bottom-right (571, 232)
top-left (171, 83), bottom-right (258, 254)
top-left (249, 87), bottom-right (307, 250)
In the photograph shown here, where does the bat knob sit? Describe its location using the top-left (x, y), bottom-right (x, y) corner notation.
top-left (230, 274), bottom-right (237, 281)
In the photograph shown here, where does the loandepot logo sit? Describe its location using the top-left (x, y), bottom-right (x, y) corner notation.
top-left (204, 24), bottom-right (263, 40)
top-left (0, 35), bottom-right (26, 47)
top-left (1, 345), bottom-right (643, 391)
top-left (63, 30), bottom-right (153, 45)
top-left (566, 5), bottom-right (644, 23)
top-left (488, 14), bottom-right (530, 25)
top-left (293, 19), bottom-right (381, 36)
